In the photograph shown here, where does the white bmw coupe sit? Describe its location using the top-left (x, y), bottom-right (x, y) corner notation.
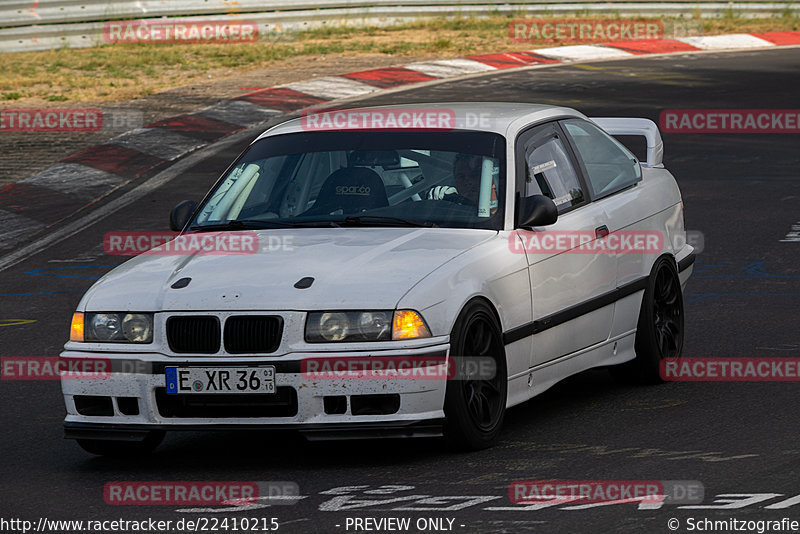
top-left (61, 103), bottom-right (694, 454)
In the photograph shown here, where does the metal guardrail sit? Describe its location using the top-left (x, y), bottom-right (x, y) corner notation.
top-left (3, 0), bottom-right (792, 28)
top-left (1, 1), bottom-right (798, 53)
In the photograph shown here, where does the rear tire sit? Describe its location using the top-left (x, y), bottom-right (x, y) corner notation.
top-left (444, 300), bottom-right (507, 451)
top-left (612, 257), bottom-right (684, 384)
top-left (76, 431), bottom-right (165, 457)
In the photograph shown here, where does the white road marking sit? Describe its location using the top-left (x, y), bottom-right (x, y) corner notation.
top-left (202, 100), bottom-right (283, 127)
top-left (285, 77), bottom-right (378, 99)
top-left (0, 209), bottom-right (45, 249)
top-left (532, 45), bottom-right (634, 61)
top-left (404, 59), bottom-right (497, 78)
top-left (111, 127), bottom-right (207, 161)
top-left (176, 495), bottom-right (308, 513)
top-left (175, 484), bottom-right (800, 515)
top-left (20, 163), bottom-right (125, 196)
top-left (677, 34), bottom-right (776, 50)
top-left (780, 221), bottom-right (800, 242)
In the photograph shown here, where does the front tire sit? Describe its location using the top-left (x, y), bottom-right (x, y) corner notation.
top-left (612, 256), bottom-right (684, 384)
top-left (444, 300), bottom-right (507, 450)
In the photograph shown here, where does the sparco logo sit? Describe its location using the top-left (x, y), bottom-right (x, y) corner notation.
top-left (335, 185), bottom-right (371, 196)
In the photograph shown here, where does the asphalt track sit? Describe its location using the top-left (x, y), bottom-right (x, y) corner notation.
top-left (1, 47), bottom-right (799, 534)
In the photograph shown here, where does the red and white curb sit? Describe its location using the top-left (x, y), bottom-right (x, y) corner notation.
top-left (1, 31), bottom-right (798, 251)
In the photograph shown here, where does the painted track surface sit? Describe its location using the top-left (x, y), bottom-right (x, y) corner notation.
top-left (0, 47), bottom-right (799, 533)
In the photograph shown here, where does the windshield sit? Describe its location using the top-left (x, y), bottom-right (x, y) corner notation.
top-left (191, 130), bottom-right (506, 230)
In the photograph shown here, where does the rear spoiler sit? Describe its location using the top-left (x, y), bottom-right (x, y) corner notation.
top-left (590, 117), bottom-right (664, 168)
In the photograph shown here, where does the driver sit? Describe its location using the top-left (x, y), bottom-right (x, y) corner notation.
top-left (427, 154), bottom-right (496, 213)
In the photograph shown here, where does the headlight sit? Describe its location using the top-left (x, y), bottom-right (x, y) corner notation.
top-left (90, 313), bottom-right (121, 341)
top-left (358, 311), bottom-right (392, 340)
top-left (318, 312), bottom-right (350, 342)
top-left (305, 310), bottom-right (429, 342)
top-left (121, 314), bottom-right (153, 343)
top-left (82, 312), bottom-right (154, 343)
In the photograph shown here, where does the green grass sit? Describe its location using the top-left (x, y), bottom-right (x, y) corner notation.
top-left (0, 13), bottom-right (797, 104)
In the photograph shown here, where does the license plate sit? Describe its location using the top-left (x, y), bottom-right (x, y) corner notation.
top-left (165, 367), bottom-right (275, 395)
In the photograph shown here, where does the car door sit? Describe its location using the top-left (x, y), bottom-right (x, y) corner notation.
top-left (559, 118), bottom-right (649, 336)
top-left (513, 121), bottom-right (617, 368)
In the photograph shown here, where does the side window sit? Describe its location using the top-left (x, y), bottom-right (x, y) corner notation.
top-left (522, 133), bottom-right (585, 213)
top-left (562, 119), bottom-right (642, 198)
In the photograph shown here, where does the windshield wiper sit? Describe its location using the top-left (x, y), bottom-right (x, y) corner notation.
top-left (188, 219), bottom-right (296, 232)
top-left (345, 215), bottom-right (437, 228)
top-left (292, 216), bottom-right (436, 228)
top-left (191, 216), bottom-right (437, 231)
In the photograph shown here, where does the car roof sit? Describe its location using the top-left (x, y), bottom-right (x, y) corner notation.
top-left (255, 102), bottom-right (587, 140)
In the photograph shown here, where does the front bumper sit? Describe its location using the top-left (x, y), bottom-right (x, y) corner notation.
top-left (64, 419), bottom-right (446, 441)
top-left (61, 344), bottom-right (450, 440)
top-left (676, 247), bottom-right (695, 290)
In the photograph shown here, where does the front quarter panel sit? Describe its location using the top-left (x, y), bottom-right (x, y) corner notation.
top-left (396, 232), bottom-right (532, 384)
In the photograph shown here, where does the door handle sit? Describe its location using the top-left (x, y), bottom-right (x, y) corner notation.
top-left (595, 225), bottom-right (610, 239)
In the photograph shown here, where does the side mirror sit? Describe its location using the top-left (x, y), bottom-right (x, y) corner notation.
top-left (516, 194), bottom-right (558, 228)
top-left (169, 200), bottom-right (198, 231)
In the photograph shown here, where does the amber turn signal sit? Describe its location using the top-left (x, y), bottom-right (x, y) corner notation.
top-left (70, 312), bottom-right (84, 342)
top-left (392, 310), bottom-right (432, 340)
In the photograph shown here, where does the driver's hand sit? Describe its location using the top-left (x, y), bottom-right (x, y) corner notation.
top-left (441, 192), bottom-right (474, 206)
top-left (427, 185), bottom-right (457, 200)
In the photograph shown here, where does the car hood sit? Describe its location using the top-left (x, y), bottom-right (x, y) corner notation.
top-left (82, 228), bottom-right (495, 311)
